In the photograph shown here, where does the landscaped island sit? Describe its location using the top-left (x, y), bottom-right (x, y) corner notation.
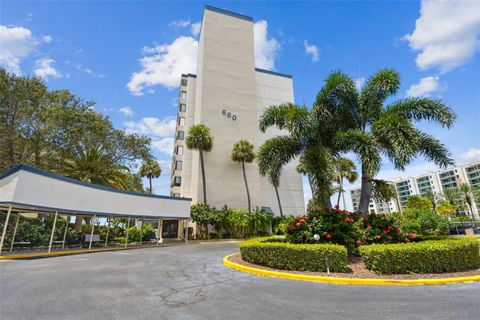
top-left (238, 208), bottom-right (480, 276)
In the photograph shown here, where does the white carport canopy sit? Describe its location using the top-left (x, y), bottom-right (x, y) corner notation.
top-left (0, 165), bottom-right (192, 253)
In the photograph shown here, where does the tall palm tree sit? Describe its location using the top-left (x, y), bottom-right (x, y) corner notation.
top-left (185, 124), bottom-right (213, 204)
top-left (458, 184), bottom-right (480, 220)
top-left (334, 157), bottom-right (358, 209)
top-left (139, 160), bottom-right (161, 194)
top-left (315, 69), bottom-right (456, 214)
top-left (231, 140), bottom-right (255, 212)
top-left (257, 103), bottom-right (338, 209)
top-left (62, 145), bottom-right (130, 190)
top-left (423, 190), bottom-right (442, 213)
top-left (257, 141), bottom-right (284, 217)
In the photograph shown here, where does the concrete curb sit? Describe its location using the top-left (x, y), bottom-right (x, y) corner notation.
top-left (223, 253), bottom-right (480, 286)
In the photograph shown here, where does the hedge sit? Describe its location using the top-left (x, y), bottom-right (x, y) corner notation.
top-left (360, 238), bottom-right (480, 274)
top-left (239, 237), bottom-right (348, 272)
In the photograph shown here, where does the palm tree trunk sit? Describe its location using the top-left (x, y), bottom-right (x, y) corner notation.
top-left (358, 164), bottom-right (373, 216)
top-left (242, 161), bottom-right (251, 212)
top-left (199, 150), bottom-right (207, 204)
top-left (274, 185), bottom-right (283, 217)
top-left (149, 176), bottom-right (152, 194)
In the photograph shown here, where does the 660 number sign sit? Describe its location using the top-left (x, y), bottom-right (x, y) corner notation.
top-left (221, 109), bottom-right (237, 121)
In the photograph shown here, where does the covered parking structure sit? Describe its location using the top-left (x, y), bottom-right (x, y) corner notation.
top-left (0, 165), bottom-right (192, 255)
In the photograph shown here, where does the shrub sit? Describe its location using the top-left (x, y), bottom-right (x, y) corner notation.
top-left (358, 212), bottom-right (414, 245)
top-left (360, 238), bottom-right (480, 274)
top-left (239, 237), bottom-right (348, 272)
top-left (394, 208), bottom-right (449, 236)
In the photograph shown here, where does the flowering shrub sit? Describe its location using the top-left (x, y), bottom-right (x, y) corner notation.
top-left (284, 207), bottom-right (417, 253)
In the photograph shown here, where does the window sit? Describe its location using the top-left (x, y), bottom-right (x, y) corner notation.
top-left (175, 161), bottom-right (183, 171)
top-left (177, 131), bottom-right (184, 140)
top-left (176, 146), bottom-right (184, 155)
top-left (181, 79), bottom-right (187, 86)
top-left (179, 104), bottom-right (186, 112)
top-left (178, 117), bottom-right (185, 126)
top-left (174, 176), bottom-right (181, 186)
top-left (181, 91), bottom-right (187, 100)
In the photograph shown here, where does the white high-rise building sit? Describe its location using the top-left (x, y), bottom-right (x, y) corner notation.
top-left (350, 161), bottom-right (480, 218)
top-left (169, 6), bottom-right (305, 216)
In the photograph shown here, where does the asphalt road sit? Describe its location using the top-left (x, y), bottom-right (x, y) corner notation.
top-left (1, 243), bottom-right (479, 320)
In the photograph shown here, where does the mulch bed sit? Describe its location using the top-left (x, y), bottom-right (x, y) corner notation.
top-left (229, 253), bottom-right (480, 279)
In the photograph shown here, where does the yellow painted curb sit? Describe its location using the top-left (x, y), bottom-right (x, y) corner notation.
top-left (223, 253), bottom-right (480, 286)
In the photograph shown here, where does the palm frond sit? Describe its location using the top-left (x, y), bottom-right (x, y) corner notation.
top-left (416, 132), bottom-right (454, 168)
top-left (386, 98), bottom-right (456, 128)
top-left (335, 129), bottom-right (381, 175)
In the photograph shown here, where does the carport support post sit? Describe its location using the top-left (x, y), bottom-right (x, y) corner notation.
top-left (0, 206), bottom-right (12, 254)
top-left (48, 211), bottom-right (58, 253)
top-left (157, 218), bottom-right (163, 245)
top-left (9, 212), bottom-right (21, 252)
top-left (88, 214), bottom-right (96, 250)
top-left (105, 216), bottom-right (111, 247)
top-left (125, 216), bottom-right (131, 248)
top-left (61, 215), bottom-right (70, 250)
top-left (184, 219), bottom-right (188, 243)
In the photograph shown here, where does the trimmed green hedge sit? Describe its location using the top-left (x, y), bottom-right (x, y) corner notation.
top-left (360, 238), bottom-right (480, 274)
top-left (239, 237), bottom-right (348, 272)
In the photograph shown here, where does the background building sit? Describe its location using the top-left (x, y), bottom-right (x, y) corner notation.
top-left (170, 6), bottom-right (305, 216)
top-left (350, 161), bottom-right (480, 217)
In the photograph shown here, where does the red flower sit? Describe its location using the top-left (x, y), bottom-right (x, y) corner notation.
top-left (363, 216), bottom-right (369, 221)
top-left (383, 230), bottom-right (388, 234)
top-left (388, 226), bottom-right (393, 230)
top-left (356, 240), bottom-right (361, 246)
top-left (376, 235), bottom-right (381, 239)
top-left (367, 223), bottom-right (371, 227)
top-left (326, 233), bottom-right (332, 239)
top-left (412, 234), bottom-right (417, 239)
top-left (344, 217), bottom-right (350, 223)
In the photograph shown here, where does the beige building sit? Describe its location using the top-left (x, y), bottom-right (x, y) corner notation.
top-left (170, 6), bottom-right (304, 216)
top-left (350, 161), bottom-right (480, 218)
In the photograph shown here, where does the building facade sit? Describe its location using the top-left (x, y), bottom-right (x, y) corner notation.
top-left (350, 161), bottom-right (480, 218)
top-left (169, 6), bottom-right (305, 216)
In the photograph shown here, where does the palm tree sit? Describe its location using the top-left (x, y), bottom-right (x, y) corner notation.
top-left (334, 157), bottom-right (358, 209)
top-left (231, 140), bottom-right (255, 212)
top-left (315, 69), bottom-right (456, 214)
top-left (458, 184), bottom-right (480, 220)
top-left (423, 190), bottom-right (442, 213)
top-left (185, 124), bottom-right (213, 204)
top-left (139, 160), bottom-right (161, 194)
top-left (257, 141), bottom-right (284, 217)
top-left (62, 145), bottom-right (130, 190)
top-left (442, 187), bottom-right (464, 215)
top-left (257, 103), bottom-right (339, 209)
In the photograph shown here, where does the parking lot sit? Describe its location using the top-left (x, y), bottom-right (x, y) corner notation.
top-left (1, 243), bottom-right (479, 320)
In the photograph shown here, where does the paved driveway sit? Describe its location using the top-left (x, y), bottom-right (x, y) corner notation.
top-left (1, 243), bottom-right (479, 320)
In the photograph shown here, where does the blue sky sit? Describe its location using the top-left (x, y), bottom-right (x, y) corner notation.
top-left (2, 1), bottom-right (479, 208)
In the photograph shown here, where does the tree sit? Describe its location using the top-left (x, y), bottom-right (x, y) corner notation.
top-left (443, 188), bottom-right (465, 215)
top-left (457, 184), bottom-right (480, 220)
top-left (62, 145), bottom-right (131, 190)
top-left (231, 140), bottom-right (255, 212)
top-left (139, 160), bottom-right (161, 194)
top-left (436, 201), bottom-right (456, 216)
top-left (334, 157), bottom-right (358, 209)
top-left (185, 124), bottom-right (213, 204)
top-left (257, 142), bottom-right (284, 217)
top-left (406, 195), bottom-right (433, 210)
top-left (423, 190), bottom-right (442, 213)
top-left (315, 69), bottom-right (455, 215)
top-left (257, 103), bottom-right (338, 209)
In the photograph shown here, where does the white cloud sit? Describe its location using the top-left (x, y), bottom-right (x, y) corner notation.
top-left (304, 40), bottom-right (319, 62)
top-left (127, 36), bottom-right (198, 95)
top-left (41, 35), bottom-right (52, 43)
top-left (406, 75), bottom-right (443, 97)
top-left (74, 63), bottom-right (105, 78)
top-left (254, 20), bottom-right (280, 70)
top-left (34, 58), bottom-right (61, 79)
top-left (403, 1), bottom-right (480, 72)
top-left (355, 77), bottom-right (365, 91)
top-left (118, 106), bottom-right (133, 116)
top-left (151, 138), bottom-right (175, 154)
top-left (191, 22), bottom-right (201, 37)
top-left (457, 148), bottom-right (480, 165)
top-left (0, 25), bottom-right (37, 74)
top-left (169, 19), bottom-right (191, 29)
top-left (124, 116), bottom-right (177, 155)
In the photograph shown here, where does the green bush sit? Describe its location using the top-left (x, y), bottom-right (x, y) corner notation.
top-left (360, 238), bottom-right (480, 274)
top-left (239, 237), bottom-right (348, 272)
top-left (393, 208), bottom-right (449, 236)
